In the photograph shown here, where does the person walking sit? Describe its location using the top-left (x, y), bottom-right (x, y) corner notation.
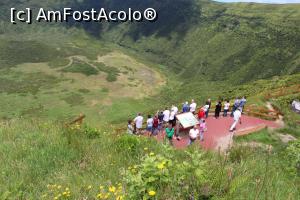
top-left (215, 101), bottom-right (222, 119)
top-left (134, 113), bottom-right (143, 134)
top-left (189, 126), bottom-right (199, 145)
top-left (223, 100), bottom-right (230, 117)
top-left (165, 123), bottom-right (175, 145)
top-left (231, 97), bottom-right (240, 117)
top-left (199, 119), bottom-right (207, 141)
top-left (230, 108), bottom-right (242, 132)
top-left (240, 96), bottom-right (247, 113)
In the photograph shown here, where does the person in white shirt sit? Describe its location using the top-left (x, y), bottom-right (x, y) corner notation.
top-left (169, 110), bottom-right (176, 127)
top-left (203, 104), bottom-right (209, 113)
top-left (230, 108), bottom-right (242, 132)
top-left (146, 115), bottom-right (154, 135)
top-left (190, 99), bottom-right (197, 114)
top-left (127, 120), bottom-right (134, 134)
top-left (189, 126), bottom-right (199, 145)
top-left (223, 100), bottom-right (230, 117)
top-left (163, 108), bottom-right (170, 123)
top-left (134, 113), bottom-right (143, 134)
top-left (171, 105), bottom-right (178, 114)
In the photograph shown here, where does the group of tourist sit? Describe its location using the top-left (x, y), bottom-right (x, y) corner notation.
top-left (127, 96), bottom-right (247, 146)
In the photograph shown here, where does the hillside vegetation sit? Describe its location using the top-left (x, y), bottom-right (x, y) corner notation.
top-left (0, 119), bottom-right (299, 199)
top-left (0, 0), bottom-right (300, 199)
top-left (1, 0), bottom-right (299, 121)
top-left (102, 0), bottom-right (300, 84)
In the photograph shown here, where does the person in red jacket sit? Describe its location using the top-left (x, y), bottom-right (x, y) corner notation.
top-left (152, 115), bottom-right (159, 136)
top-left (198, 107), bottom-right (206, 121)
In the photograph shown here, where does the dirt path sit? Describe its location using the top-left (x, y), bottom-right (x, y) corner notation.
top-left (55, 55), bottom-right (98, 71)
top-left (266, 101), bottom-right (285, 128)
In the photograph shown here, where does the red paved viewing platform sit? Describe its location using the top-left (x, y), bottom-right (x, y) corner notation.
top-left (152, 115), bottom-right (280, 151)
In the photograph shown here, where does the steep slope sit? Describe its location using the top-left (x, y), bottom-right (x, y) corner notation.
top-left (102, 0), bottom-right (300, 84)
top-left (0, 0), bottom-right (300, 122)
top-left (1, 0), bottom-right (300, 84)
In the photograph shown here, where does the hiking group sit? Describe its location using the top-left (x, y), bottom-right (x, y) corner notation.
top-left (127, 97), bottom-right (247, 146)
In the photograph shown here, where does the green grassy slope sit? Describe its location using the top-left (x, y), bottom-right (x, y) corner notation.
top-left (102, 0), bottom-right (300, 84)
top-left (0, 0), bottom-right (299, 122)
top-left (0, 1), bottom-right (299, 199)
top-left (1, 0), bottom-right (300, 86)
top-left (0, 119), bottom-right (299, 199)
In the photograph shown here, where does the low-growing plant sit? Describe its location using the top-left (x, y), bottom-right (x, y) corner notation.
top-left (285, 139), bottom-right (300, 176)
top-left (122, 146), bottom-right (208, 199)
top-left (115, 135), bottom-right (143, 158)
top-left (83, 124), bottom-right (101, 139)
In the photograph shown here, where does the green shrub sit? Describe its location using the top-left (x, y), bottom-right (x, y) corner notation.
top-left (115, 135), bottom-right (142, 157)
top-left (83, 124), bottom-right (101, 139)
top-left (106, 73), bottom-right (118, 82)
top-left (285, 140), bottom-right (300, 176)
top-left (94, 62), bottom-right (120, 82)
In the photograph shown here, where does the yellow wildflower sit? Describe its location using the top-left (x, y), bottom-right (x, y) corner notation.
top-left (157, 163), bottom-right (165, 170)
top-left (63, 192), bottom-right (67, 196)
top-left (87, 185), bottom-right (92, 190)
top-left (148, 190), bottom-right (156, 196)
top-left (57, 185), bottom-right (62, 189)
top-left (144, 147), bottom-right (148, 151)
top-left (116, 195), bottom-right (123, 200)
top-left (97, 193), bottom-right (103, 199)
top-left (109, 186), bottom-right (116, 193)
top-left (149, 152), bottom-right (155, 156)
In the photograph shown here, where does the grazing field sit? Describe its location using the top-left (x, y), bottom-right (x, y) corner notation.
top-left (0, 40), bottom-right (165, 125)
